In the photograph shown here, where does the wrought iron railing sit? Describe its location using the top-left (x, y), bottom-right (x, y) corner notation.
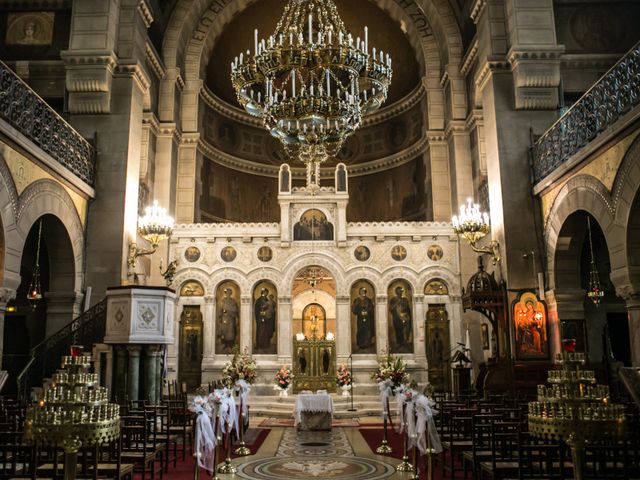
top-left (531, 42), bottom-right (640, 185)
top-left (16, 299), bottom-right (107, 403)
top-left (0, 61), bottom-right (95, 186)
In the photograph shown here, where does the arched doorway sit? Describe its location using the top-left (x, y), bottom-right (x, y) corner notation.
top-left (554, 211), bottom-right (628, 374)
top-left (3, 214), bottom-right (77, 391)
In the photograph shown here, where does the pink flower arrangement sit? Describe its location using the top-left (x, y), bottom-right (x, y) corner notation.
top-left (274, 365), bottom-right (293, 390)
top-left (336, 364), bottom-right (352, 387)
top-left (222, 348), bottom-right (257, 386)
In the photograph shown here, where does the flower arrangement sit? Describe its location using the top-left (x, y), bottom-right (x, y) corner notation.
top-left (371, 354), bottom-right (409, 393)
top-left (274, 365), bottom-right (293, 390)
top-left (222, 347), bottom-right (257, 386)
top-left (336, 364), bottom-right (352, 387)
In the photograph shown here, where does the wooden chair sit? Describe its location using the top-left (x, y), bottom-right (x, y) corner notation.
top-left (478, 421), bottom-right (520, 480)
top-left (120, 416), bottom-right (156, 480)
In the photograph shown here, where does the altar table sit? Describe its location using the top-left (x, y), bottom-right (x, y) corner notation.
top-left (294, 392), bottom-right (334, 431)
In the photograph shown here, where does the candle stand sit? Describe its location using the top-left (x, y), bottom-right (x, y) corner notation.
top-left (528, 352), bottom-right (625, 480)
top-left (24, 355), bottom-right (120, 480)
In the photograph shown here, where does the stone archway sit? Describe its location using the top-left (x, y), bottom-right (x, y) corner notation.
top-left (13, 180), bottom-right (85, 339)
top-left (551, 210), bottom-right (625, 367)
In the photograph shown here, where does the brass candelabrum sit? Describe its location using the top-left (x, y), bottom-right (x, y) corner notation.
top-left (528, 352), bottom-right (625, 480)
top-left (24, 355), bottom-right (120, 480)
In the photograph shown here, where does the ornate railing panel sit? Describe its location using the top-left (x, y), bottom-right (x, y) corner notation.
top-left (0, 61), bottom-right (95, 186)
top-left (532, 42), bottom-right (640, 185)
top-left (16, 299), bottom-right (107, 403)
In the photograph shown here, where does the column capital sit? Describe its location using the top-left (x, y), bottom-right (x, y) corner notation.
top-left (0, 288), bottom-right (16, 305)
top-left (127, 345), bottom-right (142, 355)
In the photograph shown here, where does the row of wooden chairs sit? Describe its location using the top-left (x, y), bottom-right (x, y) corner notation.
top-left (432, 394), bottom-right (640, 480)
top-left (0, 394), bottom-right (195, 479)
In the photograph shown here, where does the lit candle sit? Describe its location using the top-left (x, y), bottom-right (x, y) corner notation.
top-left (326, 69), bottom-right (330, 96)
top-left (308, 13), bottom-right (313, 43)
top-left (364, 26), bottom-right (368, 53)
top-left (291, 70), bottom-right (296, 96)
top-left (254, 29), bottom-right (258, 56)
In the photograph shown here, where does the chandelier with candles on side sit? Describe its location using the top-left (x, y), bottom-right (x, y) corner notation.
top-left (452, 198), bottom-right (501, 265)
top-left (230, 0), bottom-right (392, 187)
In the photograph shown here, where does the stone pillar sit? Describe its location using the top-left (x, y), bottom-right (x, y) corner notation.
top-left (127, 345), bottom-right (142, 402)
top-left (376, 294), bottom-right (388, 354)
top-left (114, 345), bottom-right (127, 403)
top-left (0, 288), bottom-right (16, 367)
top-left (426, 133), bottom-right (452, 221)
top-left (625, 298), bottom-right (640, 367)
top-left (474, 0), bottom-right (562, 289)
top-left (413, 294), bottom-right (426, 360)
top-left (144, 345), bottom-right (162, 405)
top-left (156, 346), bottom-right (164, 402)
top-left (64, 0), bottom-right (152, 294)
top-left (203, 296), bottom-right (215, 362)
top-left (278, 296), bottom-right (292, 363)
top-left (335, 296), bottom-right (350, 362)
top-left (240, 296), bottom-right (252, 354)
top-left (546, 289), bottom-right (586, 360)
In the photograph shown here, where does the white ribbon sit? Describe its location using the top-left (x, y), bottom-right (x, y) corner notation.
top-left (413, 394), bottom-right (443, 454)
top-left (378, 380), bottom-right (393, 416)
top-left (189, 396), bottom-right (216, 471)
top-left (235, 379), bottom-right (251, 418)
top-left (218, 388), bottom-right (239, 436)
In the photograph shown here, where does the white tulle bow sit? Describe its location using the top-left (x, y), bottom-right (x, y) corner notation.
top-left (189, 396), bottom-right (216, 471)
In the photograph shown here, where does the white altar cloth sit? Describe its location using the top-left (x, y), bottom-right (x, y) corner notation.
top-left (294, 393), bottom-right (334, 424)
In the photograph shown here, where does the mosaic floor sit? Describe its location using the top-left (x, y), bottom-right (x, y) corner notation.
top-left (234, 427), bottom-right (410, 480)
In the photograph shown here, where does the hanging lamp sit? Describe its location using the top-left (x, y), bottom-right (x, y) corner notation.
top-left (586, 216), bottom-right (604, 306)
top-left (27, 219), bottom-right (43, 310)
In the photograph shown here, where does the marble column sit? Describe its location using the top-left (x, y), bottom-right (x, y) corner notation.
top-left (278, 296), bottom-right (292, 363)
top-left (335, 296), bottom-right (350, 362)
top-left (413, 294), bottom-right (426, 360)
top-left (625, 298), bottom-right (640, 367)
top-left (240, 296), bottom-right (252, 354)
top-left (376, 295), bottom-right (388, 355)
top-left (127, 345), bottom-right (142, 402)
top-left (156, 346), bottom-right (165, 402)
top-left (203, 296), bottom-right (216, 364)
top-left (114, 346), bottom-right (128, 403)
top-left (144, 345), bottom-right (161, 405)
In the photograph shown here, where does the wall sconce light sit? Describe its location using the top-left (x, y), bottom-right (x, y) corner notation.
top-left (452, 198), bottom-right (501, 265)
top-left (127, 201), bottom-right (175, 283)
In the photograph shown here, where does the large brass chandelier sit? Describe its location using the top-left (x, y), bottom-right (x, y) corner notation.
top-left (230, 0), bottom-right (392, 185)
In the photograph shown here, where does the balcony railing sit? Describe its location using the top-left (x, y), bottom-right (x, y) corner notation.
top-left (0, 61), bottom-right (95, 187)
top-left (532, 42), bottom-right (640, 186)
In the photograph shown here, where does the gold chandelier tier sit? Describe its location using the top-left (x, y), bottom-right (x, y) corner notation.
top-left (528, 352), bottom-right (625, 480)
top-left (230, 0), bottom-right (392, 168)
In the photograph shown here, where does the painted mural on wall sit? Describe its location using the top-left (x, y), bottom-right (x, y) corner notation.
top-left (388, 280), bottom-right (413, 353)
top-left (293, 209), bottom-right (334, 241)
top-left (253, 281), bottom-right (277, 354)
top-left (424, 278), bottom-right (449, 296)
top-left (513, 291), bottom-right (549, 360)
top-left (215, 281), bottom-right (240, 354)
top-left (179, 306), bottom-right (203, 390)
top-left (6, 13), bottom-right (54, 46)
top-left (179, 280), bottom-right (204, 297)
top-left (350, 280), bottom-right (376, 354)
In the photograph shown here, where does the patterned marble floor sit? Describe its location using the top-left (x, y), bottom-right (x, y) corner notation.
top-left (234, 427), bottom-right (411, 480)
